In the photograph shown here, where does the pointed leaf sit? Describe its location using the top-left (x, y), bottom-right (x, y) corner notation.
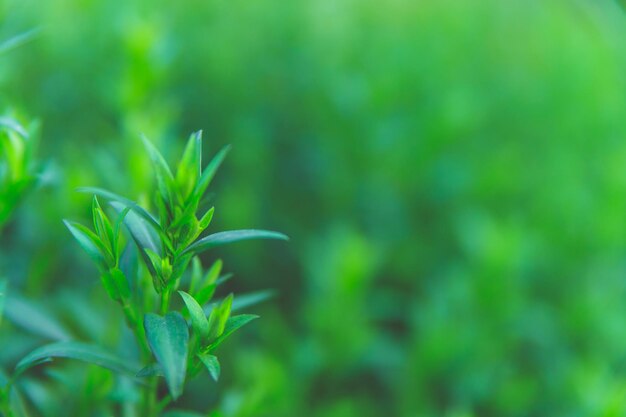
top-left (64, 220), bottom-right (111, 269)
top-left (110, 202), bottom-right (162, 256)
top-left (14, 341), bottom-right (138, 377)
top-left (191, 145), bottom-right (230, 205)
top-left (144, 312), bottom-right (189, 400)
top-left (232, 290), bottom-right (276, 312)
top-left (184, 230), bottom-right (289, 255)
top-left (198, 207), bottom-right (214, 231)
top-left (178, 291), bottom-right (209, 340)
top-left (207, 314), bottom-right (259, 351)
top-left (207, 294), bottom-right (232, 341)
top-left (141, 135), bottom-right (177, 211)
top-left (92, 196), bottom-right (114, 251)
top-left (197, 353), bottom-right (220, 381)
top-left (78, 187), bottom-right (162, 232)
top-left (176, 131), bottom-right (202, 200)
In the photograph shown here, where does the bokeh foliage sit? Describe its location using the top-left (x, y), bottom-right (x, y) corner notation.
top-left (3, 0), bottom-right (626, 416)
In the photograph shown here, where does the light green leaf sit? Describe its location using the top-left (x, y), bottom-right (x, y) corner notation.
top-left (92, 196), bottom-right (114, 251)
top-left (141, 134), bottom-right (177, 211)
top-left (176, 131), bottom-right (202, 200)
top-left (78, 187), bottom-right (162, 232)
top-left (14, 341), bottom-right (138, 377)
top-left (190, 145), bottom-right (230, 206)
top-left (207, 315), bottom-right (259, 351)
top-left (184, 230), bottom-right (289, 255)
top-left (64, 220), bottom-right (112, 269)
top-left (178, 291), bottom-right (209, 340)
top-left (197, 353), bottom-right (220, 381)
top-left (197, 207), bottom-right (214, 231)
top-left (144, 312), bottom-right (189, 400)
top-left (207, 294), bottom-right (232, 341)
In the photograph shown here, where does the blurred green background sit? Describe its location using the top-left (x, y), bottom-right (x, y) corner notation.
top-left (4, 0), bottom-right (626, 415)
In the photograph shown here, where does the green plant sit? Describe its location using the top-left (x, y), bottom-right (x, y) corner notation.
top-left (0, 131), bottom-right (287, 417)
top-left (0, 116), bottom-right (38, 232)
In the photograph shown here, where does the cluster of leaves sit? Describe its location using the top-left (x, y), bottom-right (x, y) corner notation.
top-left (0, 117), bottom-right (38, 231)
top-left (1, 132), bottom-right (287, 416)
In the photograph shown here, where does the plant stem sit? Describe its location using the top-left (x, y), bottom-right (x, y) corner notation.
top-left (159, 288), bottom-right (171, 315)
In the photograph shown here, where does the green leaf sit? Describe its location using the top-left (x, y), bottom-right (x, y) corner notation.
top-left (144, 312), bottom-right (189, 400)
top-left (4, 295), bottom-right (71, 340)
top-left (197, 207), bottom-right (214, 231)
top-left (64, 220), bottom-right (112, 269)
top-left (197, 353), bottom-right (220, 381)
top-left (178, 291), bottom-right (209, 340)
top-left (176, 131), bottom-right (202, 201)
top-left (14, 341), bottom-right (138, 377)
top-left (0, 28), bottom-right (40, 54)
top-left (113, 206), bottom-right (131, 259)
top-left (231, 290), bottom-right (276, 312)
top-left (204, 259), bottom-right (222, 286)
top-left (136, 363), bottom-right (163, 377)
top-left (207, 294), bottom-right (232, 341)
top-left (190, 145), bottom-right (230, 206)
top-left (78, 187), bottom-right (162, 232)
top-left (184, 230), bottom-right (289, 255)
top-left (111, 201), bottom-right (162, 257)
top-left (92, 196), bottom-right (114, 252)
top-left (141, 134), bottom-right (177, 211)
top-left (207, 314), bottom-right (259, 351)
top-left (195, 284), bottom-right (216, 307)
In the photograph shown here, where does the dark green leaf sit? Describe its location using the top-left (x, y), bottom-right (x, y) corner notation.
top-left (178, 291), bottom-right (209, 340)
top-left (184, 230), bottom-right (289, 255)
top-left (14, 341), bottom-right (138, 377)
top-left (144, 312), bottom-right (189, 400)
top-left (136, 363), bottom-right (163, 377)
top-left (197, 353), bottom-right (220, 381)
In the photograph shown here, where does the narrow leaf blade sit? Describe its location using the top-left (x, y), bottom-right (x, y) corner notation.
top-left (14, 341), bottom-right (138, 377)
top-left (184, 230), bottom-right (289, 255)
